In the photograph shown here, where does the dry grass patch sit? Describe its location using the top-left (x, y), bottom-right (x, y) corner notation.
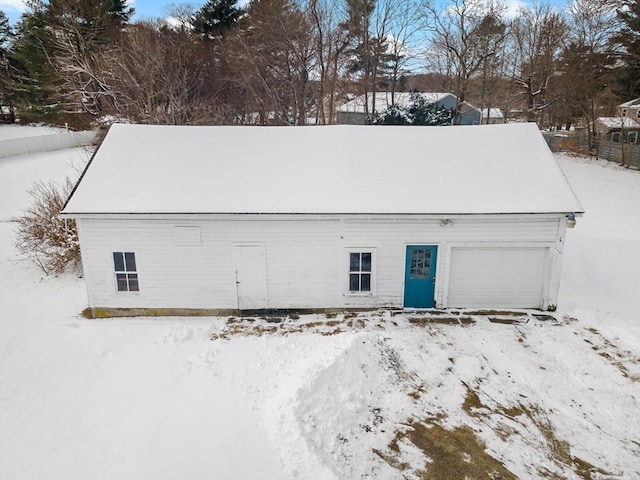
top-left (409, 316), bottom-right (475, 326)
top-left (488, 317), bottom-right (527, 325)
top-left (494, 403), bottom-right (610, 479)
top-left (460, 383), bottom-right (612, 479)
top-left (378, 421), bottom-right (517, 480)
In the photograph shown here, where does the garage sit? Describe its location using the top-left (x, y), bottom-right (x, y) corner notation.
top-left (447, 247), bottom-right (549, 309)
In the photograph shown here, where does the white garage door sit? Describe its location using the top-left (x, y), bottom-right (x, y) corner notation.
top-left (448, 247), bottom-right (549, 308)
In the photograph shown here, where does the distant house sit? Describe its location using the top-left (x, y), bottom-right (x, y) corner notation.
top-left (617, 98), bottom-right (640, 121)
top-left (336, 92), bottom-right (457, 124)
top-left (62, 123), bottom-right (583, 317)
top-left (480, 108), bottom-right (505, 125)
top-left (595, 116), bottom-right (640, 169)
top-left (457, 102), bottom-right (482, 125)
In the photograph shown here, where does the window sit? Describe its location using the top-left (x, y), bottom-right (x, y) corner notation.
top-left (349, 251), bottom-right (372, 292)
top-left (611, 131), bottom-right (621, 143)
top-left (113, 252), bottom-right (139, 292)
top-left (622, 108), bottom-right (627, 117)
top-left (627, 131), bottom-right (638, 144)
top-left (409, 248), bottom-right (431, 279)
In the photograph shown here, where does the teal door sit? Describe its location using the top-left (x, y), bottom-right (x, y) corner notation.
top-left (404, 245), bottom-right (438, 308)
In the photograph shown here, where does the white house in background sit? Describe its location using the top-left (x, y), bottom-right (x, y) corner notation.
top-left (62, 123), bottom-right (583, 317)
top-left (617, 98), bottom-right (640, 120)
top-left (336, 92), bottom-right (457, 124)
top-left (481, 108), bottom-right (504, 124)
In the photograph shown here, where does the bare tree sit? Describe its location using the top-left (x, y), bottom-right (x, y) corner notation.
top-left (566, 0), bottom-right (622, 148)
top-left (228, 0), bottom-right (315, 125)
top-left (104, 22), bottom-right (225, 125)
top-left (509, 1), bottom-right (567, 124)
top-left (372, 0), bottom-right (422, 104)
top-left (422, 0), bottom-right (508, 124)
top-left (308, 0), bottom-right (350, 124)
top-left (35, 0), bottom-right (132, 120)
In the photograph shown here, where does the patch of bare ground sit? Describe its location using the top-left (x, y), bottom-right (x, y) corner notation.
top-left (464, 310), bottom-right (524, 316)
top-left (583, 328), bottom-right (640, 382)
top-left (376, 420), bottom-right (517, 480)
top-left (210, 309), bottom-right (559, 340)
top-left (462, 384), bottom-right (611, 479)
top-left (409, 316), bottom-right (475, 326)
top-left (488, 317), bottom-right (528, 325)
top-left (211, 314), bottom-right (374, 340)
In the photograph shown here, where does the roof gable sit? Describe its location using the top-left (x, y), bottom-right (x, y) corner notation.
top-left (62, 123), bottom-right (583, 216)
top-left (619, 98), bottom-right (640, 108)
top-left (597, 117), bottom-right (640, 129)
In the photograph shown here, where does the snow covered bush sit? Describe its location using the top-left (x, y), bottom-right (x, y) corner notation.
top-left (13, 178), bottom-right (81, 275)
top-left (374, 94), bottom-right (454, 126)
top-left (374, 104), bottom-right (410, 125)
top-left (408, 95), bottom-right (454, 126)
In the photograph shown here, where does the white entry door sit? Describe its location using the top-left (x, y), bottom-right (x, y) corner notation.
top-left (233, 244), bottom-right (268, 310)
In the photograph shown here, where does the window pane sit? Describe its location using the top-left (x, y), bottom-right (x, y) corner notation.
top-left (124, 252), bottom-right (136, 272)
top-left (116, 273), bottom-right (128, 291)
top-left (113, 252), bottom-right (124, 272)
top-left (361, 274), bottom-right (371, 291)
top-left (349, 274), bottom-right (360, 291)
top-left (350, 253), bottom-right (360, 272)
top-left (410, 249), bottom-right (430, 279)
top-left (361, 253), bottom-right (371, 272)
top-left (128, 274), bottom-right (139, 291)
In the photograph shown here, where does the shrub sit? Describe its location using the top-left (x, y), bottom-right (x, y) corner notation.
top-left (13, 177), bottom-right (81, 275)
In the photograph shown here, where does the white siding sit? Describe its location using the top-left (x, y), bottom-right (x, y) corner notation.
top-left (77, 214), bottom-right (566, 310)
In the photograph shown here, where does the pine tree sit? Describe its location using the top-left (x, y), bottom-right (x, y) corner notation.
top-left (373, 94), bottom-right (454, 126)
top-left (409, 94), bottom-right (453, 126)
top-left (613, 0), bottom-right (640, 98)
top-left (3, 4), bottom-right (59, 123)
top-left (374, 104), bottom-right (409, 125)
top-left (192, 0), bottom-right (243, 39)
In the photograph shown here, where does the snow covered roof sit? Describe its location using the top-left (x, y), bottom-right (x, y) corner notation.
top-left (336, 92), bottom-right (454, 114)
top-left (481, 108), bottom-right (504, 119)
top-left (619, 98), bottom-right (640, 108)
top-left (596, 117), bottom-right (640, 129)
top-left (62, 123), bottom-right (583, 216)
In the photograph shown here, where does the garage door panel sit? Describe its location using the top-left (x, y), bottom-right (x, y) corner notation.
top-left (448, 247), bottom-right (548, 308)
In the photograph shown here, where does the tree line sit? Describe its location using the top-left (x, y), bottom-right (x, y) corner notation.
top-left (0, 0), bottom-right (638, 135)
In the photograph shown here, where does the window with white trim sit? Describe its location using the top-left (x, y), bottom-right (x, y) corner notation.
top-left (627, 131), bottom-right (638, 144)
top-left (622, 108), bottom-right (627, 117)
top-left (611, 131), bottom-right (621, 143)
top-left (113, 252), bottom-right (139, 292)
top-left (348, 251), bottom-right (373, 293)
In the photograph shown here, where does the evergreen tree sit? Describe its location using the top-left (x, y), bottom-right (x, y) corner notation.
top-left (1, 10), bottom-right (13, 120)
top-left (107, 0), bottom-right (134, 24)
top-left (374, 104), bottom-right (409, 125)
top-left (612, 0), bottom-right (640, 98)
top-left (192, 0), bottom-right (243, 39)
top-left (0, 10), bottom-right (10, 49)
top-left (2, 4), bottom-right (59, 123)
top-left (373, 93), bottom-right (454, 126)
top-left (408, 94), bottom-right (453, 126)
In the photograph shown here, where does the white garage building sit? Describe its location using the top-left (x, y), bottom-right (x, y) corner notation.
top-left (61, 123), bottom-right (583, 317)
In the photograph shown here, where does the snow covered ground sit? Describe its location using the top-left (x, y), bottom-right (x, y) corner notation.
top-left (0, 124), bottom-right (67, 141)
top-left (1, 127), bottom-right (638, 480)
